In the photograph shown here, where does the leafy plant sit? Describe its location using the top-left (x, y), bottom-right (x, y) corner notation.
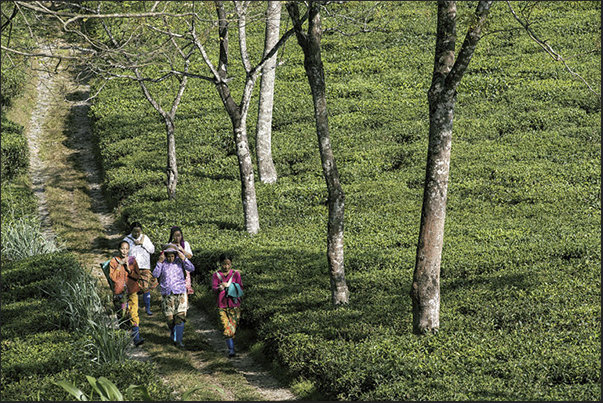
top-left (0, 116), bottom-right (29, 181)
top-left (54, 375), bottom-right (223, 401)
top-left (1, 214), bottom-right (62, 260)
top-left (75, 318), bottom-right (132, 365)
top-left (54, 375), bottom-right (153, 401)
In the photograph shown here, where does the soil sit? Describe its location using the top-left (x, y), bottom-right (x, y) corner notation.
top-left (24, 43), bottom-right (297, 402)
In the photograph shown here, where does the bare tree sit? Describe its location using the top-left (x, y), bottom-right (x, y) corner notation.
top-left (6, 1), bottom-right (297, 230)
top-left (7, 1), bottom-right (195, 201)
top-left (99, 14), bottom-right (191, 201)
top-left (255, 1), bottom-right (281, 184)
top-left (411, 0), bottom-right (493, 334)
top-left (185, 1), bottom-right (297, 234)
top-left (287, 1), bottom-right (349, 306)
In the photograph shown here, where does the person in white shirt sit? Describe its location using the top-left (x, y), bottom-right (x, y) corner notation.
top-left (124, 221), bottom-right (157, 315)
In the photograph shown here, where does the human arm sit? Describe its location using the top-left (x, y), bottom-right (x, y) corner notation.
top-left (212, 272), bottom-right (224, 293)
top-left (109, 258), bottom-right (128, 294)
top-left (234, 270), bottom-right (243, 289)
top-left (182, 254), bottom-right (195, 273)
top-left (174, 241), bottom-right (192, 259)
top-left (141, 234), bottom-right (155, 254)
top-left (109, 258), bottom-right (120, 284)
top-left (128, 258), bottom-right (141, 280)
top-left (152, 260), bottom-right (163, 278)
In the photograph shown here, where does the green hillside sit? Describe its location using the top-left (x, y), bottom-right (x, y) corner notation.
top-left (3, 1), bottom-right (600, 400)
top-left (88, 1), bottom-right (600, 400)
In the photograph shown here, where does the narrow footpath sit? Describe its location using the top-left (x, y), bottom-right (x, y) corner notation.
top-left (25, 42), bottom-right (297, 401)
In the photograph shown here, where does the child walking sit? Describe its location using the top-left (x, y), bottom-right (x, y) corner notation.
top-left (109, 240), bottom-right (144, 347)
top-left (124, 221), bottom-right (156, 315)
top-left (212, 253), bottom-right (244, 357)
top-left (152, 245), bottom-right (195, 348)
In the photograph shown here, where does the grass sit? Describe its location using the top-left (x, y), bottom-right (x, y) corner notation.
top-left (1, 212), bottom-right (63, 259)
top-left (86, 2), bottom-right (599, 400)
top-left (2, 1), bottom-right (600, 400)
top-left (37, 76), bottom-right (108, 258)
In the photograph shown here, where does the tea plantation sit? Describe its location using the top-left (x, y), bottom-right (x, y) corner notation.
top-left (3, 1), bottom-right (601, 400)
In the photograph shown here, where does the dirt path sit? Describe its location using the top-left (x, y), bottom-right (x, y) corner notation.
top-left (26, 44), bottom-right (297, 402)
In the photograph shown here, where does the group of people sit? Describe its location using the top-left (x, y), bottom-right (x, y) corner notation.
top-left (106, 222), bottom-right (243, 357)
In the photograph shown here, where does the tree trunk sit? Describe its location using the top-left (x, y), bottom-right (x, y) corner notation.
top-left (288, 1), bottom-right (349, 305)
top-left (211, 1), bottom-right (260, 235)
top-left (233, 115), bottom-right (260, 235)
top-left (256, 0), bottom-right (281, 184)
top-left (165, 118), bottom-right (178, 201)
top-left (411, 0), bottom-right (492, 334)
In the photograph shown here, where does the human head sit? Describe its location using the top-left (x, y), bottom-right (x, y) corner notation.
top-left (219, 253), bottom-right (232, 272)
top-left (163, 246), bottom-right (178, 263)
top-left (118, 240), bottom-right (130, 258)
top-left (130, 221), bottom-right (142, 238)
top-left (169, 225), bottom-right (184, 247)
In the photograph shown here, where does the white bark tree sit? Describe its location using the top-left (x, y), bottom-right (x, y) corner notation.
top-left (255, 0), bottom-right (281, 184)
top-left (6, 1), bottom-right (297, 230)
top-left (6, 1), bottom-right (195, 201)
top-left (99, 16), bottom-right (191, 201)
top-left (185, 0), bottom-right (296, 234)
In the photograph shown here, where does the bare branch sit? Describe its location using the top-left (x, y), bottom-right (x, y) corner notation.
top-left (0, 45), bottom-right (80, 59)
top-left (14, 1), bottom-right (198, 28)
top-left (322, 1), bottom-right (393, 36)
top-left (506, 0), bottom-right (601, 103)
top-left (1, 2), bottom-right (19, 32)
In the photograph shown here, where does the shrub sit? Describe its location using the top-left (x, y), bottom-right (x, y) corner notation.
top-left (84, 1), bottom-right (601, 401)
top-left (0, 116), bottom-right (29, 182)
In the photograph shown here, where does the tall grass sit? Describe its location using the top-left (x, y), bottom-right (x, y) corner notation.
top-left (77, 317), bottom-right (133, 365)
top-left (42, 265), bottom-right (133, 365)
top-left (1, 201), bottom-right (132, 365)
top-left (1, 211), bottom-right (62, 260)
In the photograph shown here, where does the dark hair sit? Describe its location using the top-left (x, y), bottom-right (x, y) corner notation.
top-left (118, 240), bottom-right (129, 249)
top-left (219, 253), bottom-right (232, 262)
top-left (168, 225), bottom-right (185, 248)
top-left (130, 221), bottom-right (142, 231)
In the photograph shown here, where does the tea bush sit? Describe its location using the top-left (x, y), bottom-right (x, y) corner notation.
top-left (0, 252), bottom-right (172, 401)
top-left (42, 0), bottom-right (603, 400)
top-left (0, 116), bottom-right (29, 182)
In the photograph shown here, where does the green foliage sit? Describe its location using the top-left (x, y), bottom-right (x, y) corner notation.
top-left (42, 265), bottom-right (105, 332)
top-left (1, 1), bottom-right (37, 110)
top-left (54, 375), bottom-right (153, 401)
top-left (1, 175), bottom-right (38, 226)
top-left (0, 248), bottom-right (171, 400)
top-left (0, 115), bottom-right (29, 182)
top-left (0, 65), bottom-right (26, 109)
top-left (76, 318), bottom-right (133, 365)
top-left (1, 214), bottom-right (63, 261)
top-left (54, 373), bottom-right (218, 401)
top-left (5, 0), bottom-right (598, 401)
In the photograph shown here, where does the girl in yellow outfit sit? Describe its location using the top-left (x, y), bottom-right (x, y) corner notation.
top-left (109, 240), bottom-right (144, 346)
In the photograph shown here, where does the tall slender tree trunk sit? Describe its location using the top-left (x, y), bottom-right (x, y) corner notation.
top-left (411, 0), bottom-right (492, 334)
top-left (288, 1), bottom-right (349, 305)
top-left (233, 115), bottom-right (260, 234)
top-left (256, 0), bottom-right (281, 184)
top-left (210, 1), bottom-right (260, 235)
top-left (165, 118), bottom-right (178, 200)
